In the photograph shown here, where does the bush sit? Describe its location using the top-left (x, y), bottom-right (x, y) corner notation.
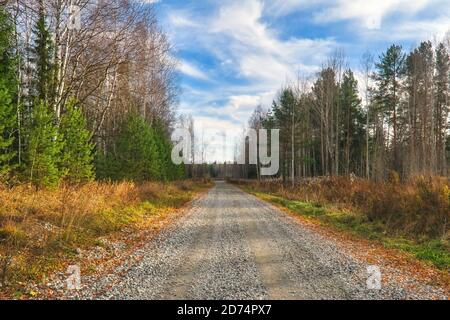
top-left (237, 176), bottom-right (450, 239)
top-left (412, 177), bottom-right (449, 237)
top-left (0, 179), bottom-right (212, 287)
top-left (24, 101), bottom-right (64, 188)
top-left (59, 99), bottom-right (95, 184)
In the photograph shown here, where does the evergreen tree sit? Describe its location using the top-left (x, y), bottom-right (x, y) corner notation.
top-left (25, 101), bottom-right (63, 188)
top-left (175, 162), bottom-right (186, 180)
top-left (114, 113), bottom-right (160, 181)
top-left (0, 8), bottom-right (17, 181)
top-left (95, 152), bottom-right (120, 181)
top-left (0, 88), bottom-right (16, 181)
top-left (373, 44), bottom-right (406, 172)
top-left (95, 113), bottom-right (185, 182)
top-left (153, 124), bottom-right (185, 181)
top-left (339, 69), bottom-right (365, 174)
top-left (271, 88), bottom-right (296, 180)
top-left (29, 1), bottom-right (54, 104)
top-left (405, 42), bottom-right (436, 174)
top-left (435, 43), bottom-right (450, 175)
top-left (60, 99), bottom-right (95, 184)
top-left (153, 127), bottom-right (169, 180)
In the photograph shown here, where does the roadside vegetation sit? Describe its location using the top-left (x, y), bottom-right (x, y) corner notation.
top-left (0, 179), bottom-right (212, 292)
top-left (0, 2), bottom-right (197, 295)
top-left (233, 176), bottom-right (450, 270)
top-left (229, 30), bottom-right (450, 273)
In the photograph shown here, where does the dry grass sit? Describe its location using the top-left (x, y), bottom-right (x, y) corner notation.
top-left (236, 176), bottom-right (450, 238)
top-left (0, 179), bottom-right (212, 288)
top-left (233, 176), bottom-right (450, 269)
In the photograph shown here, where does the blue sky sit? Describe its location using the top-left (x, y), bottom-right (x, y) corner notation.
top-left (147, 0), bottom-right (450, 161)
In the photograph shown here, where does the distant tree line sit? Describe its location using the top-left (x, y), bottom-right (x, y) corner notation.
top-left (246, 38), bottom-right (450, 182)
top-left (0, 1), bottom-right (184, 187)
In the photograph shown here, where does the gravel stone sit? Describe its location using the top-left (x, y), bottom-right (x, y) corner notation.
top-left (72, 181), bottom-right (447, 300)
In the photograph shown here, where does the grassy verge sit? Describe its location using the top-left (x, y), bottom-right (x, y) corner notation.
top-left (0, 179), bottom-right (212, 293)
top-left (238, 184), bottom-right (449, 270)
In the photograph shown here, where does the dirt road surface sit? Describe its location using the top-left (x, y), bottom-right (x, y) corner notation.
top-left (75, 181), bottom-right (447, 300)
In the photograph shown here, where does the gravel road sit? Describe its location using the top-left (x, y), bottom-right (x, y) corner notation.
top-left (82, 181), bottom-right (447, 300)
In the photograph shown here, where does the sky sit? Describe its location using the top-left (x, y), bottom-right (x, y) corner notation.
top-left (148, 0), bottom-right (450, 162)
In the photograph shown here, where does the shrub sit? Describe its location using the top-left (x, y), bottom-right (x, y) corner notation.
top-left (24, 101), bottom-right (64, 188)
top-left (236, 176), bottom-right (450, 239)
top-left (59, 98), bottom-right (95, 184)
top-left (0, 179), bottom-right (212, 286)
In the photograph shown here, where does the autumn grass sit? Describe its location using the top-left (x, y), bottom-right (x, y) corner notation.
top-left (234, 177), bottom-right (450, 270)
top-left (0, 179), bottom-right (212, 290)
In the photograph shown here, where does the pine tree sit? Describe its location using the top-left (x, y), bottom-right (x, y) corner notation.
top-left (0, 8), bottom-right (17, 182)
top-left (0, 88), bottom-right (16, 181)
top-left (60, 99), bottom-right (95, 184)
top-left (95, 113), bottom-right (185, 182)
top-left (434, 43), bottom-right (450, 175)
top-left (25, 101), bottom-right (63, 188)
top-left (114, 113), bottom-right (160, 181)
top-left (339, 69), bottom-right (365, 175)
top-left (29, 1), bottom-right (54, 104)
top-left (404, 42), bottom-right (437, 174)
top-left (271, 88), bottom-right (296, 181)
top-left (153, 124), bottom-right (185, 181)
top-left (95, 152), bottom-right (120, 181)
top-left (153, 128), bottom-right (168, 180)
top-left (373, 44), bottom-right (406, 173)
top-left (175, 162), bottom-right (186, 180)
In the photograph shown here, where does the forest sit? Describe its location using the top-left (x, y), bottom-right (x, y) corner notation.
top-left (0, 0), bottom-right (201, 291)
top-left (244, 41), bottom-right (450, 182)
top-left (0, 0), bottom-right (184, 188)
top-left (230, 37), bottom-right (450, 269)
top-left (0, 0), bottom-right (449, 300)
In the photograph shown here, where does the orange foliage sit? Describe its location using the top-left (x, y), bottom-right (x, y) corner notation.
top-left (0, 180), bottom-right (210, 286)
top-left (237, 176), bottom-right (450, 239)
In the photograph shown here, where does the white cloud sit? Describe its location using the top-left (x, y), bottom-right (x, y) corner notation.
top-left (313, 0), bottom-right (433, 30)
top-left (209, 1), bottom-right (335, 84)
top-left (369, 15), bottom-right (450, 41)
top-left (166, 0), bottom-right (338, 161)
top-left (168, 12), bottom-right (199, 28)
top-left (209, 95), bottom-right (262, 122)
top-left (265, 0), bottom-right (437, 30)
top-left (167, 0), bottom-right (450, 162)
top-left (263, 0), bottom-right (328, 17)
top-left (177, 60), bottom-right (209, 80)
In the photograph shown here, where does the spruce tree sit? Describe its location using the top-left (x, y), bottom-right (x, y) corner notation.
top-left (0, 88), bottom-right (16, 181)
top-left (0, 8), bottom-right (17, 181)
top-left (25, 101), bottom-right (63, 188)
top-left (175, 162), bottom-right (186, 180)
top-left (114, 113), bottom-right (160, 181)
top-left (98, 113), bottom-right (186, 182)
top-left (153, 126), bottom-right (170, 180)
top-left (29, 1), bottom-right (54, 104)
top-left (60, 99), bottom-right (95, 184)
top-left (153, 125), bottom-right (185, 181)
